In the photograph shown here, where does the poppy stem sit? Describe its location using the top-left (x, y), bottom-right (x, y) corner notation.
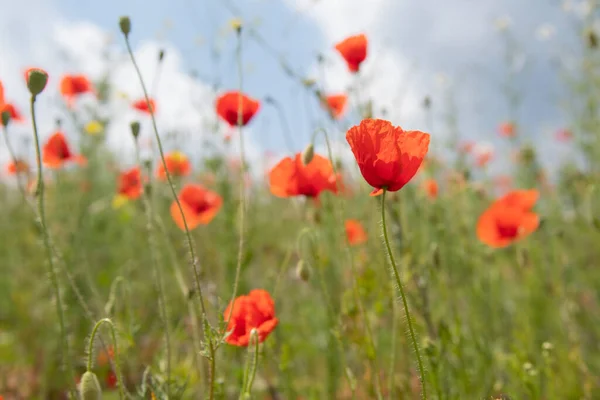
top-left (1, 124), bottom-right (28, 200)
top-left (240, 329), bottom-right (260, 399)
top-left (380, 189), bottom-right (427, 399)
top-left (86, 318), bottom-right (125, 400)
top-left (29, 95), bottom-right (76, 398)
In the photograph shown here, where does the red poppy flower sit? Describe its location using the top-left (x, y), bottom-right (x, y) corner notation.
top-left (322, 94), bottom-right (348, 119)
top-left (42, 132), bottom-right (87, 169)
top-left (269, 153), bottom-right (340, 198)
top-left (555, 129), bottom-right (573, 142)
top-left (132, 98), bottom-right (157, 114)
top-left (421, 179), bottom-right (438, 199)
top-left (223, 289), bottom-right (278, 347)
top-left (60, 74), bottom-right (94, 107)
top-left (498, 121), bottom-right (516, 138)
top-left (117, 167), bottom-right (143, 200)
top-left (215, 91), bottom-right (260, 127)
top-left (170, 184), bottom-right (222, 230)
top-left (105, 370), bottom-right (118, 389)
top-left (476, 189), bottom-right (539, 248)
top-left (6, 159), bottom-right (29, 175)
top-left (346, 118), bottom-right (430, 196)
top-left (345, 219), bottom-right (367, 245)
top-left (1, 103), bottom-right (24, 122)
top-left (335, 34), bottom-right (368, 73)
top-left (156, 151), bottom-right (192, 181)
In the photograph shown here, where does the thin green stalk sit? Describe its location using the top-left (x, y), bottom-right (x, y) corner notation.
top-left (242, 330), bottom-right (260, 397)
top-left (388, 288), bottom-right (397, 399)
top-left (86, 318), bottom-right (125, 400)
top-left (29, 95), bottom-right (76, 397)
top-left (2, 124), bottom-right (28, 200)
top-left (380, 189), bottom-right (426, 399)
top-left (135, 143), bottom-right (171, 398)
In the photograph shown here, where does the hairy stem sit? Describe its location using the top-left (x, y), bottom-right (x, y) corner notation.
top-left (87, 318), bottom-right (125, 400)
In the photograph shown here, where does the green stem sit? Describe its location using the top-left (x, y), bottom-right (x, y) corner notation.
top-left (2, 125), bottom-right (28, 200)
top-left (380, 189), bottom-right (427, 399)
top-left (243, 331), bottom-right (260, 397)
top-left (86, 318), bottom-right (125, 400)
top-left (388, 288), bottom-right (397, 399)
top-left (29, 95), bottom-right (76, 397)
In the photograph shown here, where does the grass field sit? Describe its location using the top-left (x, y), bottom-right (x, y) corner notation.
top-left (1, 6), bottom-right (600, 400)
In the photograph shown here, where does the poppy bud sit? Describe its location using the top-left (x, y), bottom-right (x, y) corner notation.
top-left (587, 29), bottom-right (598, 49)
top-left (230, 18), bottom-right (242, 33)
top-left (301, 143), bottom-right (314, 165)
top-left (1, 111), bottom-right (10, 127)
top-left (119, 16), bottom-right (131, 37)
top-left (79, 371), bottom-right (102, 400)
top-left (423, 96), bottom-right (431, 109)
top-left (295, 260), bottom-right (310, 282)
top-left (158, 49), bottom-right (165, 61)
top-left (130, 121), bottom-right (140, 139)
top-left (26, 68), bottom-right (49, 96)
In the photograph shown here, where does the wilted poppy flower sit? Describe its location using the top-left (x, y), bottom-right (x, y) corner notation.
top-left (156, 151), bottom-right (192, 180)
top-left (322, 94), bottom-right (348, 119)
top-left (335, 34), bottom-right (368, 73)
top-left (6, 159), bottom-right (29, 175)
top-left (215, 91), bottom-right (260, 127)
top-left (223, 289), bottom-right (278, 347)
top-left (170, 184), bottom-right (222, 230)
top-left (60, 74), bottom-right (94, 107)
top-left (555, 129), bottom-right (573, 142)
top-left (117, 167), bottom-right (143, 200)
top-left (498, 121), bottom-right (516, 138)
top-left (421, 179), bottom-right (438, 199)
top-left (346, 118), bottom-right (430, 196)
top-left (476, 189), bottom-right (539, 248)
top-left (42, 132), bottom-right (87, 169)
top-left (269, 153), bottom-right (340, 198)
top-left (345, 219), bottom-right (367, 245)
top-left (132, 98), bottom-right (157, 114)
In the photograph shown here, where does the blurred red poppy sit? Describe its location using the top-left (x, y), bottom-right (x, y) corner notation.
top-left (132, 98), bottom-right (157, 114)
top-left (498, 121), bottom-right (515, 138)
top-left (345, 219), bottom-right (367, 245)
top-left (0, 81), bottom-right (24, 123)
top-left (346, 118), bottom-right (430, 196)
top-left (42, 132), bottom-right (87, 169)
top-left (322, 94), bottom-right (348, 119)
top-left (60, 74), bottom-right (94, 107)
top-left (117, 167), bottom-right (143, 200)
top-left (223, 289), bottom-right (278, 347)
top-left (215, 91), bottom-right (260, 127)
top-left (6, 159), bottom-right (29, 175)
top-left (105, 370), bottom-right (118, 389)
top-left (476, 189), bottom-right (539, 248)
top-left (269, 153), bottom-right (340, 198)
top-left (170, 184), bottom-right (222, 230)
top-left (555, 129), bottom-right (573, 142)
top-left (156, 151), bottom-right (191, 181)
top-left (421, 179), bottom-right (438, 199)
top-left (335, 34), bottom-right (368, 73)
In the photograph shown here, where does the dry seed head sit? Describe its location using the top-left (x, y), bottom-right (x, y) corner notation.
top-left (79, 371), bottom-right (102, 400)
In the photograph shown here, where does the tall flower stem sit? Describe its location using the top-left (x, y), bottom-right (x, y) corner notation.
top-left (380, 189), bottom-right (426, 399)
top-left (29, 95), bottom-right (75, 397)
top-left (2, 125), bottom-right (28, 199)
top-left (86, 318), bottom-right (125, 400)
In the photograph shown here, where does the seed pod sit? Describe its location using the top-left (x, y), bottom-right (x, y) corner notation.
top-left (79, 371), bottom-right (102, 400)
top-left (26, 68), bottom-right (49, 96)
top-left (1, 111), bottom-right (10, 127)
top-left (130, 121), bottom-right (140, 139)
top-left (119, 16), bottom-right (131, 37)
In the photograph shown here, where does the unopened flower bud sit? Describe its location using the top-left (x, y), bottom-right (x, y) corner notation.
top-left (301, 143), bottom-right (314, 165)
top-left (119, 16), bottom-right (131, 37)
top-left (26, 68), bottom-right (49, 96)
top-left (79, 371), bottom-right (102, 400)
top-left (296, 260), bottom-right (310, 282)
top-left (130, 121), bottom-right (140, 139)
top-left (158, 49), bottom-right (165, 61)
top-left (1, 111), bottom-right (10, 127)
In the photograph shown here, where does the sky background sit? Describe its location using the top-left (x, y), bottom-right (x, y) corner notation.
top-left (0, 0), bottom-right (595, 178)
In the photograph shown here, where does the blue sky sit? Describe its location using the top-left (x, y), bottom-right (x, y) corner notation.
top-left (0, 0), bottom-right (594, 175)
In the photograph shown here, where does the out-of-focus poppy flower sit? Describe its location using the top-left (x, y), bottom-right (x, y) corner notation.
top-left (346, 118), bottom-right (430, 196)
top-left (473, 144), bottom-right (494, 167)
top-left (421, 179), bottom-right (438, 199)
top-left (215, 91), bottom-right (260, 127)
top-left (6, 159), bottom-right (29, 175)
top-left (42, 132), bottom-right (87, 169)
top-left (156, 151), bottom-right (191, 180)
top-left (97, 346), bottom-right (114, 367)
top-left (555, 129), bottom-right (573, 142)
top-left (105, 370), bottom-right (118, 389)
top-left (170, 184), bottom-right (222, 230)
top-left (1, 103), bottom-right (24, 122)
top-left (117, 167), bottom-right (143, 200)
top-left (269, 153), bottom-right (340, 198)
top-left (335, 34), bottom-right (368, 73)
top-left (494, 175), bottom-right (512, 193)
top-left (322, 94), bottom-right (348, 119)
top-left (60, 74), bottom-right (94, 107)
top-left (476, 189), bottom-right (539, 248)
top-left (459, 141), bottom-right (475, 154)
top-left (498, 121), bottom-right (516, 138)
top-left (345, 219), bottom-right (367, 245)
top-left (85, 120), bottom-right (104, 135)
top-left (223, 289), bottom-right (278, 347)
top-left (132, 98), bottom-right (157, 114)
